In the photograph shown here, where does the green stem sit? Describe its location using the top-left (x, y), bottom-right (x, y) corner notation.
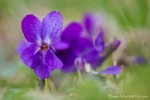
top-left (77, 68), bottom-right (82, 82)
top-left (122, 67), bottom-right (127, 85)
top-left (113, 74), bottom-right (117, 84)
top-left (45, 79), bottom-right (50, 93)
top-left (123, 70), bottom-right (126, 85)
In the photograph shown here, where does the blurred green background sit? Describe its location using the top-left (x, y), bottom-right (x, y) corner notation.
top-left (0, 0), bottom-right (150, 100)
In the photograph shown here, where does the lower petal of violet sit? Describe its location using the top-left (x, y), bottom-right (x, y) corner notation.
top-left (44, 48), bottom-right (63, 69)
top-left (32, 50), bottom-right (52, 79)
top-left (20, 44), bottom-right (39, 69)
top-left (34, 62), bottom-right (52, 79)
top-left (99, 66), bottom-right (121, 75)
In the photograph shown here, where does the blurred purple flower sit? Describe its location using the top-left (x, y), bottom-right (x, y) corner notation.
top-left (83, 13), bottom-right (94, 34)
top-left (95, 30), bottom-right (105, 52)
top-left (83, 13), bottom-right (121, 74)
top-left (20, 11), bottom-right (63, 79)
top-left (83, 12), bottom-right (105, 38)
top-left (133, 56), bottom-right (147, 64)
top-left (113, 39), bottom-right (121, 50)
top-left (99, 66), bottom-right (121, 75)
top-left (83, 47), bottom-right (106, 70)
top-left (82, 13), bottom-right (107, 70)
top-left (16, 39), bottom-right (30, 54)
top-left (53, 22), bottom-right (93, 73)
top-left (83, 31), bottom-right (104, 69)
top-left (83, 31), bottom-right (121, 74)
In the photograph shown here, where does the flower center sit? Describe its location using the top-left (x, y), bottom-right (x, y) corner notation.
top-left (41, 44), bottom-right (48, 52)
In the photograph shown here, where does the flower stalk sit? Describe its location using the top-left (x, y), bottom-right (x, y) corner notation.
top-left (75, 58), bottom-right (84, 82)
top-left (44, 79), bottom-right (50, 93)
top-left (122, 66), bottom-right (127, 85)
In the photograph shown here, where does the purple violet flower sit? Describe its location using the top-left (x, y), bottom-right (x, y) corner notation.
top-left (83, 31), bottom-right (122, 74)
top-left (83, 31), bottom-right (105, 69)
top-left (83, 13), bottom-right (121, 75)
top-left (53, 22), bottom-right (93, 73)
top-left (20, 11), bottom-right (63, 79)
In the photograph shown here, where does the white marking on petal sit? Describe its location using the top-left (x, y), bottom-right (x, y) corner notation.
top-left (35, 46), bottom-right (41, 53)
top-left (37, 36), bottom-right (42, 45)
top-left (44, 35), bottom-right (51, 45)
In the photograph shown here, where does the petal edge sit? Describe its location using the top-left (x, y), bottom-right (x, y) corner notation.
top-left (20, 44), bottom-right (39, 69)
top-left (41, 11), bottom-right (63, 44)
top-left (99, 66), bottom-right (121, 75)
top-left (21, 14), bottom-right (42, 43)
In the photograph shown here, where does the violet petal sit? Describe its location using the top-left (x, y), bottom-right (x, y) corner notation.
top-left (74, 37), bottom-right (93, 52)
top-left (44, 48), bottom-right (63, 69)
top-left (53, 41), bottom-right (70, 51)
top-left (74, 57), bottom-right (85, 70)
top-left (34, 63), bottom-right (52, 79)
top-left (99, 66), bottom-right (121, 74)
top-left (113, 39), bottom-right (121, 50)
top-left (61, 22), bottom-right (82, 43)
top-left (95, 31), bottom-right (104, 53)
top-left (16, 39), bottom-right (30, 54)
top-left (31, 51), bottom-right (43, 69)
top-left (21, 14), bottom-right (41, 43)
top-left (20, 44), bottom-right (39, 69)
top-left (83, 13), bottom-right (93, 34)
top-left (41, 11), bottom-right (63, 44)
top-left (83, 48), bottom-right (105, 69)
top-left (58, 38), bottom-right (92, 73)
top-left (56, 48), bottom-right (78, 73)
top-left (32, 51), bottom-right (52, 79)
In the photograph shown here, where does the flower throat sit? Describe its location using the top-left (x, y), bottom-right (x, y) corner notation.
top-left (41, 44), bottom-right (48, 52)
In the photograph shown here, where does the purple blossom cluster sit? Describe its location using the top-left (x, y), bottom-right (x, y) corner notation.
top-left (18, 11), bottom-right (146, 79)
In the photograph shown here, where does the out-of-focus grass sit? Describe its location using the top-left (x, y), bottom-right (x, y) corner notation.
top-left (50, 0), bottom-right (150, 30)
